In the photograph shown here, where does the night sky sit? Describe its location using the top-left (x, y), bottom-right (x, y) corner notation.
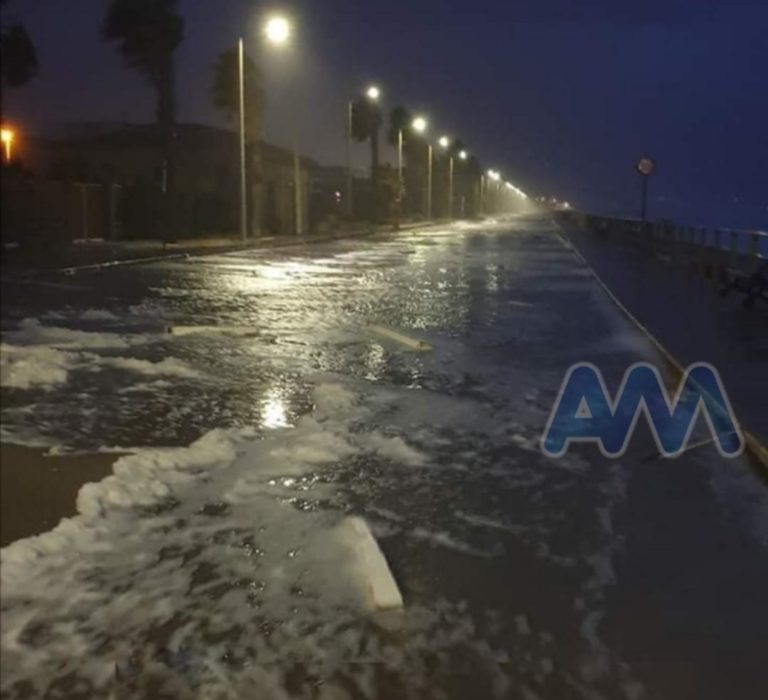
top-left (3, 0), bottom-right (767, 228)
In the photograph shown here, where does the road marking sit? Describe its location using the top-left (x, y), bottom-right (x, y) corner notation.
top-left (507, 300), bottom-right (533, 307)
top-left (369, 325), bottom-right (432, 351)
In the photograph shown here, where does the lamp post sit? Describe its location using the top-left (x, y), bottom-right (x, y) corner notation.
top-left (457, 149), bottom-right (467, 217)
top-left (438, 136), bottom-right (453, 219)
top-left (237, 39), bottom-right (247, 240)
top-left (636, 156), bottom-right (655, 223)
top-left (346, 100), bottom-right (353, 219)
top-left (397, 129), bottom-right (404, 210)
top-left (491, 170), bottom-right (502, 213)
top-left (346, 85), bottom-right (381, 221)
top-left (411, 116), bottom-right (430, 218)
top-left (238, 13), bottom-right (293, 240)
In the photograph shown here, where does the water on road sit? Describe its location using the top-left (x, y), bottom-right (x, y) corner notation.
top-left (1, 219), bottom-right (766, 699)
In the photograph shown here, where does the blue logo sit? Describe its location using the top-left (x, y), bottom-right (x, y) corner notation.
top-left (541, 362), bottom-right (743, 458)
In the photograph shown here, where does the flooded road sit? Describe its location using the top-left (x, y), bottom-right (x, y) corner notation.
top-left (2, 219), bottom-right (767, 699)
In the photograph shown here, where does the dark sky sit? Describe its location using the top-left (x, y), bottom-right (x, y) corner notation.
top-left (3, 0), bottom-right (767, 228)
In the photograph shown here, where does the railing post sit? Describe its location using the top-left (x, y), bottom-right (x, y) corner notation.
top-left (713, 229), bottom-right (724, 281)
top-left (749, 232), bottom-right (760, 272)
top-left (729, 230), bottom-right (739, 270)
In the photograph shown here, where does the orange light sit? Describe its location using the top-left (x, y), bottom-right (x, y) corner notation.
top-left (1, 127), bottom-right (15, 163)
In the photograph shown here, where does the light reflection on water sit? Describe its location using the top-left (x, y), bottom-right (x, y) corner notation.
top-left (3, 220), bottom-right (764, 699)
top-left (260, 387), bottom-right (291, 429)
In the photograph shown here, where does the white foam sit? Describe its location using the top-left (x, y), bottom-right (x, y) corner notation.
top-left (410, 526), bottom-right (498, 558)
top-left (98, 356), bottom-right (200, 379)
top-left (79, 309), bottom-right (120, 322)
top-left (0, 344), bottom-right (71, 389)
top-left (116, 379), bottom-right (174, 394)
top-left (6, 318), bottom-right (131, 349)
top-left (0, 382), bottom-right (457, 697)
top-left (358, 432), bottom-right (426, 466)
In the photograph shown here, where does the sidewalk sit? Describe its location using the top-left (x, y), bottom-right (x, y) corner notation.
top-left (560, 222), bottom-right (768, 450)
top-left (1, 219), bottom-right (445, 274)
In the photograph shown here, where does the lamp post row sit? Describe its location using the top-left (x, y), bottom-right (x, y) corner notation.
top-left (236, 13), bottom-right (527, 240)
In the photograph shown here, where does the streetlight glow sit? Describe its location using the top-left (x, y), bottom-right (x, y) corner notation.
top-left (1, 127), bottom-right (14, 162)
top-left (263, 14), bottom-right (291, 45)
top-left (438, 135), bottom-right (450, 149)
top-left (365, 85), bottom-right (381, 101)
top-left (458, 150), bottom-right (468, 160)
top-left (412, 116), bottom-right (428, 133)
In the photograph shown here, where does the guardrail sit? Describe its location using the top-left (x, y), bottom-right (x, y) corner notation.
top-left (557, 212), bottom-right (767, 279)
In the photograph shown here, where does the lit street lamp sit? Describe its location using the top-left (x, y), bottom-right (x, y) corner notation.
top-left (263, 15), bottom-right (291, 45)
top-left (409, 116), bottom-right (432, 219)
top-left (238, 13), bottom-right (294, 240)
top-left (488, 170), bottom-right (501, 214)
top-left (456, 149), bottom-right (468, 216)
top-left (346, 84), bottom-right (380, 219)
top-left (439, 135), bottom-right (454, 219)
top-left (1, 127), bottom-right (15, 163)
top-left (412, 116), bottom-right (427, 134)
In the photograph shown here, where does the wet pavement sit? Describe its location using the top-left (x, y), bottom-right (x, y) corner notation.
top-left (1, 217), bottom-right (767, 699)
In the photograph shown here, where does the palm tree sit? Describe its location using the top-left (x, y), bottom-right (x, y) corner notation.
top-left (350, 95), bottom-right (383, 221)
top-left (210, 48), bottom-right (262, 125)
top-left (103, 0), bottom-right (183, 239)
top-left (387, 106), bottom-right (413, 149)
top-left (1, 0), bottom-right (38, 89)
top-left (388, 106), bottom-right (430, 216)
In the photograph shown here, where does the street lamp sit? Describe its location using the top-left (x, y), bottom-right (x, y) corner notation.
top-left (263, 14), bottom-right (291, 45)
top-left (238, 14), bottom-right (295, 240)
top-left (412, 116), bottom-right (428, 134)
top-left (409, 116), bottom-right (431, 219)
top-left (439, 135), bottom-right (454, 219)
top-left (346, 84), bottom-right (382, 220)
top-left (488, 170), bottom-right (501, 213)
top-left (455, 149), bottom-right (468, 216)
top-left (1, 127), bottom-right (15, 163)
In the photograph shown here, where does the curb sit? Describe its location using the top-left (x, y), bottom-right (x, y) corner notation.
top-left (21, 220), bottom-right (448, 276)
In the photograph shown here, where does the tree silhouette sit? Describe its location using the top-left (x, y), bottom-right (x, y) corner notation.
top-left (103, 0), bottom-right (184, 238)
top-left (0, 0), bottom-right (38, 88)
top-left (387, 106), bottom-right (413, 148)
top-left (210, 48), bottom-right (262, 129)
top-left (350, 96), bottom-right (383, 221)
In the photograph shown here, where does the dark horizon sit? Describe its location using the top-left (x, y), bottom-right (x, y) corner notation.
top-left (2, 0), bottom-right (767, 229)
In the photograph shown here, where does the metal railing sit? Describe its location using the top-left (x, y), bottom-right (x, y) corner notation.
top-left (559, 212), bottom-right (766, 276)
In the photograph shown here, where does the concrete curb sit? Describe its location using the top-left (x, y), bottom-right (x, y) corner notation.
top-left (27, 220), bottom-right (449, 276)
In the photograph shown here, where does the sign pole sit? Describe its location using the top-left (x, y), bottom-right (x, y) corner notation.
top-left (636, 157), bottom-right (656, 225)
